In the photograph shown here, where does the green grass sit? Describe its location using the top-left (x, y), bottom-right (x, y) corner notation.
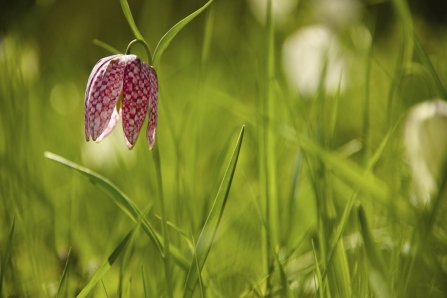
top-left (2, 0), bottom-right (447, 297)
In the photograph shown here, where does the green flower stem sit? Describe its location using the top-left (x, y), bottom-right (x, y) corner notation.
top-left (125, 39), bottom-right (153, 66)
top-left (152, 142), bottom-right (173, 298)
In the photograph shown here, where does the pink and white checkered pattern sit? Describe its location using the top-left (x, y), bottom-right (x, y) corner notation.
top-left (84, 54), bottom-right (158, 150)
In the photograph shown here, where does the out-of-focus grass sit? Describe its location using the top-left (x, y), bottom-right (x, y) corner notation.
top-left (2, 0), bottom-right (447, 297)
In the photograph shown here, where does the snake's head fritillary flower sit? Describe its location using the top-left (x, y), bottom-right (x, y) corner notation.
top-left (84, 54), bottom-right (158, 150)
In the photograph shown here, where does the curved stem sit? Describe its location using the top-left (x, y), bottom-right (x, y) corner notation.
top-left (125, 39), bottom-right (153, 66)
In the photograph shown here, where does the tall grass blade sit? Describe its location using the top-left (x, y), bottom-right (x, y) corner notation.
top-left (142, 265), bottom-right (149, 298)
top-left (414, 34), bottom-right (447, 99)
top-left (0, 216), bottom-right (15, 295)
top-left (101, 280), bottom-right (109, 298)
top-left (321, 124), bottom-right (397, 282)
top-left (152, 0), bottom-right (213, 69)
top-left (391, 0), bottom-right (414, 67)
top-left (312, 239), bottom-right (323, 298)
top-left (183, 125), bottom-right (245, 298)
top-left (44, 152), bottom-right (189, 270)
top-left (189, 227), bottom-right (205, 298)
top-left (93, 39), bottom-right (121, 55)
top-left (76, 229), bottom-right (134, 298)
top-left (358, 205), bottom-right (391, 298)
top-left (118, 0), bottom-right (145, 41)
top-left (265, 0), bottom-right (279, 250)
top-left (56, 247), bottom-right (71, 298)
top-left (155, 215), bottom-right (195, 251)
top-left (293, 138), bottom-right (416, 222)
top-left (362, 9), bottom-right (377, 165)
top-left (273, 248), bottom-right (291, 298)
top-left (201, 3), bottom-right (214, 69)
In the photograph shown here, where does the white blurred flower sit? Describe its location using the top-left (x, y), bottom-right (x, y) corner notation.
top-left (404, 100), bottom-right (447, 206)
top-left (246, 0), bottom-right (299, 26)
top-left (282, 25), bottom-right (347, 96)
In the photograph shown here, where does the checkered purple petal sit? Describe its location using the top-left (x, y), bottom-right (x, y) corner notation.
top-left (122, 55), bottom-right (150, 149)
top-left (146, 66), bottom-right (158, 150)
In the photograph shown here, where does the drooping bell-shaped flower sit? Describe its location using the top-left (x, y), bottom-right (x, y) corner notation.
top-left (84, 54), bottom-right (158, 149)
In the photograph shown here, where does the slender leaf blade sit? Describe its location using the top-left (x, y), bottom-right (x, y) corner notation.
top-left (56, 247), bottom-right (72, 298)
top-left (93, 39), bottom-right (121, 55)
top-left (273, 248), bottom-right (291, 298)
top-left (0, 216), bottom-right (15, 294)
top-left (183, 125), bottom-right (245, 298)
top-left (100, 280), bottom-right (109, 298)
top-left (142, 265), bottom-right (150, 298)
top-left (414, 34), bottom-right (447, 99)
top-left (76, 229), bottom-right (134, 298)
top-left (119, 0), bottom-right (144, 41)
top-left (312, 239), bottom-right (324, 298)
top-left (44, 152), bottom-right (189, 270)
top-left (152, 0), bottom-right (213, 69)
top-left (290, 137), bottom-right (417, 223)
top-left (358, 205), bottom-right (391, 298)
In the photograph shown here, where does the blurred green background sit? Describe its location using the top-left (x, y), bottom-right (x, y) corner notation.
top-left (2, 0), bottom-right (447, 297)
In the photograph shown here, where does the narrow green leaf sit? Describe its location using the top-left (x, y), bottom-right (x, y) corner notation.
top-left (362, 11), bottom-right (376, 166)
top-left (183, 125), bottom-right (245, 298)
top-left (366, 120), bottom-right (400, 171)
top-left (101, 280), bottom-right (109, 298)
top-left (290, 137), bottom-right (417, 223)
top-left (391, 0), bottom-right (414, 68)
top-left (414, 34), bottom-right (447, 99)
top-left (358, 205), bottom-right (392, 298)
top-left (56, 247), bottom-right (72, 298)
top-left (142, 265), bottom-right (149, 298)
top-left (0, 216), bottom-right (15, 294)
top-left (44, 152), bottom-right (189, 270)
top-left (189, 227), bottom-right (205, 298)
top-left (76, 229), bottom-right (134, 298)
top-left (93, 39), bottom-right (121, 55)
top-left (152, 0), bottom-right (213, 69)
top-left (264, 0), bottom-right (279, 254)
top-left (155, 215), bottom-right (195, 252)
top-left (118, 0), bottom-right (144, 41)
top-left (201, 2), bottom-right (214, 69)
top-left (312, 240), bottom-right (323, 298)
top-left (332, 241), bottom-right (351, 297)
top-left (273, 248), bottom-right (291, 298)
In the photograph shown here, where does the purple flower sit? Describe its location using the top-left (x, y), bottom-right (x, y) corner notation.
top-left (84, 54), bottom-right (158, 149)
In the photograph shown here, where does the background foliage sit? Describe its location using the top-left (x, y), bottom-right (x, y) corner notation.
top-left (2, 0), bottom-right (447, 297)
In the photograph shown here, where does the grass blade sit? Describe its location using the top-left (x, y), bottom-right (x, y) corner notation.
top-left (93, 39), bottom-right (121, 55)
top-left (290, 137), bottom-right (416, 223)
top-left (101, 280), bottom-right (109, 297)
top-left (265, 0), bottom-right (279, 254)
top-left (358, 205), bottom-right (392, 298)
top-left (189, 227), bottom-right (205, 298)
top-left (0, 216), bottom-right (15, 295)
top-left (118, 0), bottom-right (145, 41)
top-left (183, 125), bottom-right (245, 298)
top-left (142, 265), bottom-right (150, 298)
top-left (56, 247), bottom-right (72, 298)
top-left (76, 229), bottom-right (134, 298)
top-left (414, 34), bottom-right (447, 99)
top-left (273, 248), bottom-right (291, 298)
top-left (44, 152), bottom-right (189, 270)
top-left (152, 0), bottom-right (213, 69)
top-left (312, 239), bottom-right (323, 298)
